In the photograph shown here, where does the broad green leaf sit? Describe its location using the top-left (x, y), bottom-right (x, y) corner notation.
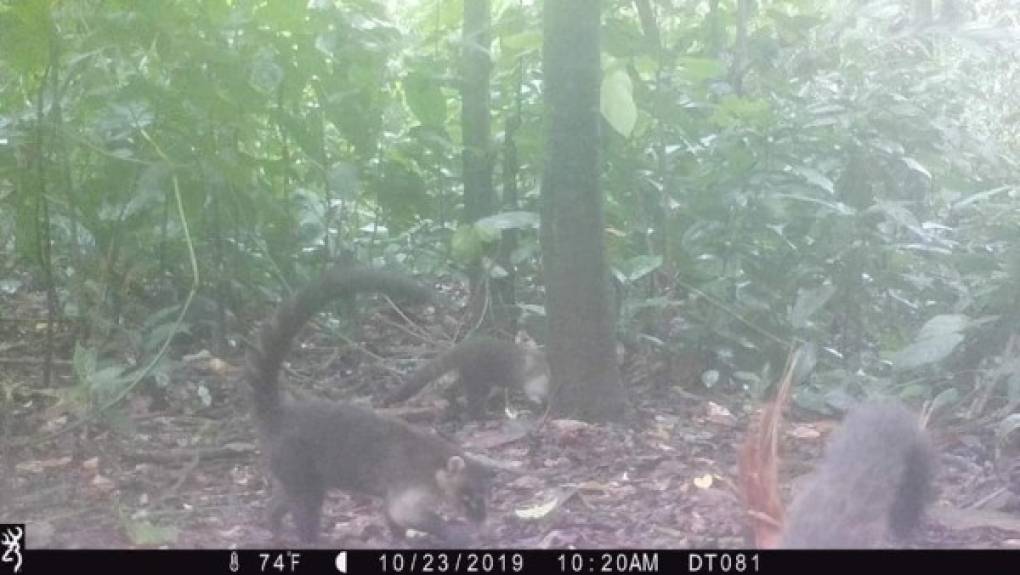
top-left (617, 255), bottom-right (662, 283)
top-left (917, 314), bottom-right (969, 340)
top-left (790, 284), bottom-right (836, 328)
top-left (72, 345), bottom-right (98, 384)
top-left (404, 72), bottom-right (447, 127)
top-left (789, 165), bottom-right (835, 194)
top-left (712, 96), bottom-right (771, 127)
top-left (0, 0), bottom-right (51, 75)
top-left (475, 211), bottom-right (539, 232)
top-left (500, 30), bottom-right (541, 60)
top-left (255, 0), bottom-right (307, 31)
top-left (452, 225), bottom-right (485, 264)
top-left (600, 69), bottom-right (636, 138)
top-left (675, 57), bottom-right (725, 83)
top-left (890, 332), bottom-right (964, 371)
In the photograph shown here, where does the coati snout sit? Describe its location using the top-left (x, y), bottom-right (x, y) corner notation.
top-left (435, 455), bottom-right (488, 523)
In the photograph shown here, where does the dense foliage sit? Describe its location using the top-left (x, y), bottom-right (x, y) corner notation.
top-left (1, 0), bottom-right (1017, 418)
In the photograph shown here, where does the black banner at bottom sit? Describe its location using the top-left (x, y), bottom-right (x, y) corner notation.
top-left (7, 549), bottom-right (1019, 575)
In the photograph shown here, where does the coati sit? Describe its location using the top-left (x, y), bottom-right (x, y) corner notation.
top-left (383, 336), bottom-right (550, 417)
top-left (781, 401), bottom-right (935, 548)
top-left (245, 265), bottom-right (490, 543)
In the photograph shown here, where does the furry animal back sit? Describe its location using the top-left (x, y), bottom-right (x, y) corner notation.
top-left (781, 402), bottom-right (934, 548)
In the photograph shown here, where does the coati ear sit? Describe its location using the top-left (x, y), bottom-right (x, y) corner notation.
top-left (446, 455), bottom-right (466, 474)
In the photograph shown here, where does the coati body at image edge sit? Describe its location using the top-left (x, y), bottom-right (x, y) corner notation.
top-left (244, 266), bottom-right (490, 543)
top-left (781, 401), bottom-right (935, 548)
top-left (383, 336), bottom-right (550, 416)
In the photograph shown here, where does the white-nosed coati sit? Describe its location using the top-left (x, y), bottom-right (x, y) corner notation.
top-left (781, 401), bottom-right (935, 548)
top-left (383, 337), bottom-right (550, 417)
top-left (245, 266), bottom-right (490, 544)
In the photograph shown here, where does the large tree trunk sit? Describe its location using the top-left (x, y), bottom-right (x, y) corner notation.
top-left (540, 0), bottom-right (628, 422)
top-left (462, 0), bottom-right (494, 327)
top-left (494, 55), bottom-right (524, 336)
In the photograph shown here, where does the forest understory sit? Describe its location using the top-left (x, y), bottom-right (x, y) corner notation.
top-left (3, 287), bottom-right (1018, 550)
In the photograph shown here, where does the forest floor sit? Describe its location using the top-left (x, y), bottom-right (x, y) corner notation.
top-left (3, 287), bottom-right (1020, 549)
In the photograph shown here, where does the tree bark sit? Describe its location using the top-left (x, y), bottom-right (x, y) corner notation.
top-left (462, 0), bottom-right (494, 326)
top-left (540, 0), bottom-right (628, 422)
top-left (494, 55), bottom-right (525, 336)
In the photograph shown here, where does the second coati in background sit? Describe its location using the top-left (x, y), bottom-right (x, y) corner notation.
top-left (781, 401), bottom-right (935, 548)
top-left (383, 336), bottom-right (550, 417)
top-left (245, 265), bottom-right (490, 543)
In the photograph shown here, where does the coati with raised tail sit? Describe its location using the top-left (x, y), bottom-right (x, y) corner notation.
top-left (383, 336), bottom-right (550, 417)
top-left (245, 265), bottom-right (490, 543)
top-left (781, 401), bottom-right (935, 548)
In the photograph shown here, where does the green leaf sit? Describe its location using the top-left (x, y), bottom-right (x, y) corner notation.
top-left (600, 69), bottom-right (636, 138)
top-left (890, 332), bottom-right (965, 371)
top-left (789, 165), bottom-right (834, 194)
top-left (616, 255), bottom-right (662, 283)
top-left (675, 57), bottom-right (725, 83)
top-left (72, 345), bottom-right (98, 384)
top-left (475, 211), bottom-right (539, 232)
top-left (712, 96), bottom-right (771, 128)
top-left (917, 314), bottom-right (970, 340)
top-left (0, 0), bottom-right (51, 75)
top-left (404, 72), bottom-right (447, 127)
top-left (255, 0), bottom-right (307, 31)
top-left (500, 30), bottom-right (541, 60)
top-left (452, 225), bottom-right (485, 264)
top-left (790, 284), bottom-right (836, 329)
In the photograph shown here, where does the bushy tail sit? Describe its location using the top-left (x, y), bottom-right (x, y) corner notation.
top-left (383, 347), bottom-right (464, 405)
top-left (383, 338), bottom-right (502, 405)
top-left (781, 402), bottom-right (934, 548)
top-left (245, 266), bottom-right (434, 435)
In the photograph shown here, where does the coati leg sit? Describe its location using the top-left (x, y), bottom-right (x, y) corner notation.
top-left (290, 486), bottom-right (325, 543)
top-left (270, 441), bottom-right (326, 543)
top-left (463, 382), bottom-right (490, 419)
top-left (267, 482), bottom-right (289, 535)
